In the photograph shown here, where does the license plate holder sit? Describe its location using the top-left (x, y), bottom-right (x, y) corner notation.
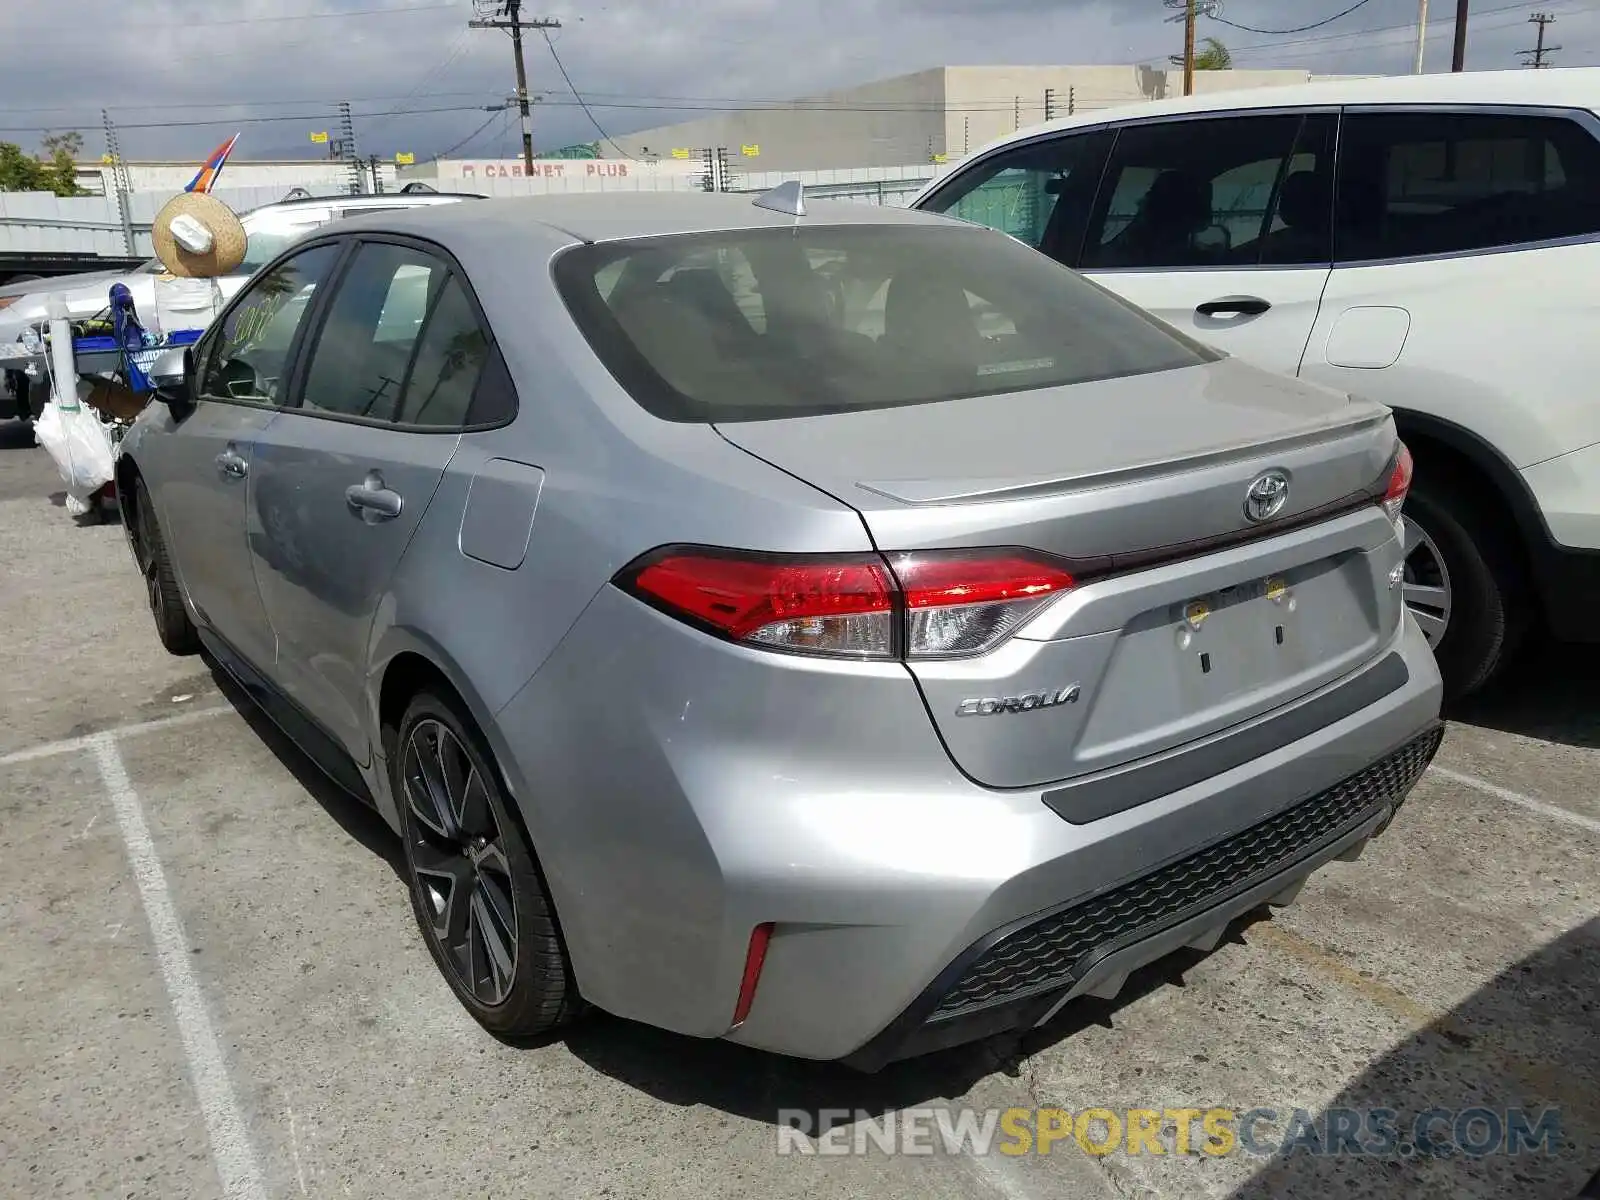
top-left (1176, 573), bottom-right (1301, 694)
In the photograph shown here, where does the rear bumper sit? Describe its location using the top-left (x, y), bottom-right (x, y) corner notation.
top-left (843, 722), bottom-right (1441, 1070)
top-left (492, 593), bottom-right (1443, 1063)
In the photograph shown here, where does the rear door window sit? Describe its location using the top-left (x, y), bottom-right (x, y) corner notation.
top-left (1334, 110), bottom-right (1600, 261)
top-left (294, 239), bottom-right (496, 427)
top-left (1081, 113), bottom-right (1335, 270)
top-left (394, 277), bottom-right (491, 427)
top-left (917, 130), bottom-right (1114, 266)
top-left (297, 242), bottom-right (448, 421)
top-left (553, 224), bottom-right (1218, 423)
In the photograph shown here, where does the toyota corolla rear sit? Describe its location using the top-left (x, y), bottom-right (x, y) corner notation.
top-left (494, 213), bottom-right (1443, 1066)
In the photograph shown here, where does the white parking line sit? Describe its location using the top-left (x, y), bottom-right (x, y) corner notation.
top-left (1429, 764), bottom-right (1600, 836)
top-left (961, 1150), bottom-right (1041, 1199)
top-left (90, 733), bottom-right (267, 1200)
top-left (0, 706), bottom-right (232, 767)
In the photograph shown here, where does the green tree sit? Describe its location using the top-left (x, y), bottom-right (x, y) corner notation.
top-left (41, 130), bottom-right (83, 158)
top-left (0, 131), bottom-right (83, 196)
top-left (39, 131), bottom-right (83, 196)
top-left (1195, 37), bottom-right (1233, 70)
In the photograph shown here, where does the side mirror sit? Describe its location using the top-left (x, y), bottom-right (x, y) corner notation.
top-left (149, 346), bottom-right (192, 409)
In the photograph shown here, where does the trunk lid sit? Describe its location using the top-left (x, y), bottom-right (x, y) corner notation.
top-left (716, 358), bottom-right (1406, 792)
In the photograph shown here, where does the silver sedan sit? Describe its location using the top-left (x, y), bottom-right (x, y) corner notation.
top-left (116, 189), bottom-right (1442, 1066)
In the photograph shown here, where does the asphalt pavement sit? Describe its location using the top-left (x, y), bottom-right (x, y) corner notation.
top-left (2, 421), bottom-right (1595, 1200)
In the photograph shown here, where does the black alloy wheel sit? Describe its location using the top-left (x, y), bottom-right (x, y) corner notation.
top-left (134, 476), bottom-right (200, 655)
top-left (402, 717), bottom-right (520, 1007)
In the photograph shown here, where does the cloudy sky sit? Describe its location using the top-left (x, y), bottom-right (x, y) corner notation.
top-left (2, 0), bottom-right (1597, 162)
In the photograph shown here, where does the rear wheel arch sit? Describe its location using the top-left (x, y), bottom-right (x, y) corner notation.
top-left (1388, 408), bottom-right (1542, 578)
top-left (1395, 409), bottom-right (1555, 592)
top-left (115, 454), bottom-right (146, 550)
top-left (379, 651), bottom-right (585, 1029)
top-left (375, 648), bottom-right (521, 814)
top-left (378, 652), bottom-right (460, 762)
top-left (1388, 408), bottom-right (1540, 697)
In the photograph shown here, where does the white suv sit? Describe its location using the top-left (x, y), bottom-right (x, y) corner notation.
top-left (913, 67), bottom-right (1600, 700)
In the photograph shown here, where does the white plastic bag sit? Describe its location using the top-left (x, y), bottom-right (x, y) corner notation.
top-left (34, 385), bottom-right (115, 501)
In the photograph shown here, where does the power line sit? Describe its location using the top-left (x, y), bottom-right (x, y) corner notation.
top-left (0, 91), bottom-right (505, 116)
top-left (432, 106), bottom-right (507, 158)
top-left (365, 26), bottom-right (476, 144)
top-left (0, 103), bottom-right (507, 135)
top-left (401, 27), bottom-right (476, 100)
top-left (159, 2), bottom-right (459, 29)
top-left (1206, 0), bottom-right (1377, 36)
top-left (1225, 0), bottom-right (1564, 52)
top-left (539, 28), bottom-right (631, 157)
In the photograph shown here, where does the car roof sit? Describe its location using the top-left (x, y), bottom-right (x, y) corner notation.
top-left (240, 192), bottom-right (484, 218)
top-left (957, 66), bottom-right (1600, 164)
top-left (328, 191), bottom-right (966, 245)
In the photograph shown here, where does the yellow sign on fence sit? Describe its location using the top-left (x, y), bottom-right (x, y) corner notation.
top-left (670, 147), bottom-right (691, 159)
top-left (741, 144), bottom-right (760, 157)
top-left (309, 131), bottom-right (330, 144)
top-left (395, 152), bottom-right (416, 166)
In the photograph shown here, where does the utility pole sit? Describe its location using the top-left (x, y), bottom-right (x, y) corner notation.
top-left (1044, 87), bottom-right (1057, 122)
top-left (469, 1), bottom-right (559, 176)
top-left (337, 101), bottom-right (362, 194)
top-left (1520, 12), bottom-right (1560, 67)
top-left (101, 109), bottom-right (134, 255)
top-left (1414, 0), bottom-right (1429, 74)
top-left (1451, 0), bottom-right (1469, 72)
top-left (1184, 0), bottom-right (1197, 95)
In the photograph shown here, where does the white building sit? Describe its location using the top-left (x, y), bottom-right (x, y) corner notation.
top-left (603, 64), bottom-right (1372, 171)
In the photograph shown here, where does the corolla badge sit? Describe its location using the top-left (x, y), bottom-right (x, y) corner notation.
top-left (1244, 470), bottom-right (1291, 524)
top-left (957, 685), bottom-right (1081, 717)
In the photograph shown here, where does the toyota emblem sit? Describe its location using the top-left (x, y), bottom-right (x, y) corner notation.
top-left (1244, 470), bottom-right (1290, 524)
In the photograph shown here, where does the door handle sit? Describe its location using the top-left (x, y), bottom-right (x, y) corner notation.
top-left (346, 472), bottom-right (404, 523)
top-left (215, 448), bottom-right (248, 479)
top-left (1196, 295), bottom-right (1272, 317)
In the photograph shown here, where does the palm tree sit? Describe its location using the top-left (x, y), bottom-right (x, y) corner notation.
top-left (1195, 37), bottom-right (1233, 70)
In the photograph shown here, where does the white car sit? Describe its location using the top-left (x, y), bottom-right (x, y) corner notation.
top-left (0, 189), bottom-right (478, 421)
top-left (913, 67), bottom-right (1600, 700)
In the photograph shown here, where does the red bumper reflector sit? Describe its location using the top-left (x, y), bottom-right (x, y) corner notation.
top-left (732, 922), bottom-right (775, 1027)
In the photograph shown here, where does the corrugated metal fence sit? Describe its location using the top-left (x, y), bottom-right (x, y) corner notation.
top-left (0, 165), bottom-right (942, 262)
top-left (0, 186), bottom-right (309, 260)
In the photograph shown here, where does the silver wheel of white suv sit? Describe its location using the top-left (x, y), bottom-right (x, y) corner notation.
top-left (1401, 516), bottom-right (1453, 646)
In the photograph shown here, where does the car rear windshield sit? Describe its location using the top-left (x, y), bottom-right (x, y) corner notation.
top-left (552, 223), bottom-right (1219, 423)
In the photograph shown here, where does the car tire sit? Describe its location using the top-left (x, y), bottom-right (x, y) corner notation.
top-left (134, 477), bottom-right (201, 655)
top-left (393, 690), bottom-right (581, 1039)
top-left (4, 372), bottom-right (35, 423)
top-left (1402, 479), bottom-right (1528, 702)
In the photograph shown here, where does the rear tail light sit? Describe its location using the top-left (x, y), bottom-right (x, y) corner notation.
top-left (1381, 443), bottom-right (1413, 523)
top-left (890, 552), bottom-right (1076, 657)
top-left (618, 546), bottom-right (1075, 660)
top-left (624, 551), bottom-right (895, 658)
